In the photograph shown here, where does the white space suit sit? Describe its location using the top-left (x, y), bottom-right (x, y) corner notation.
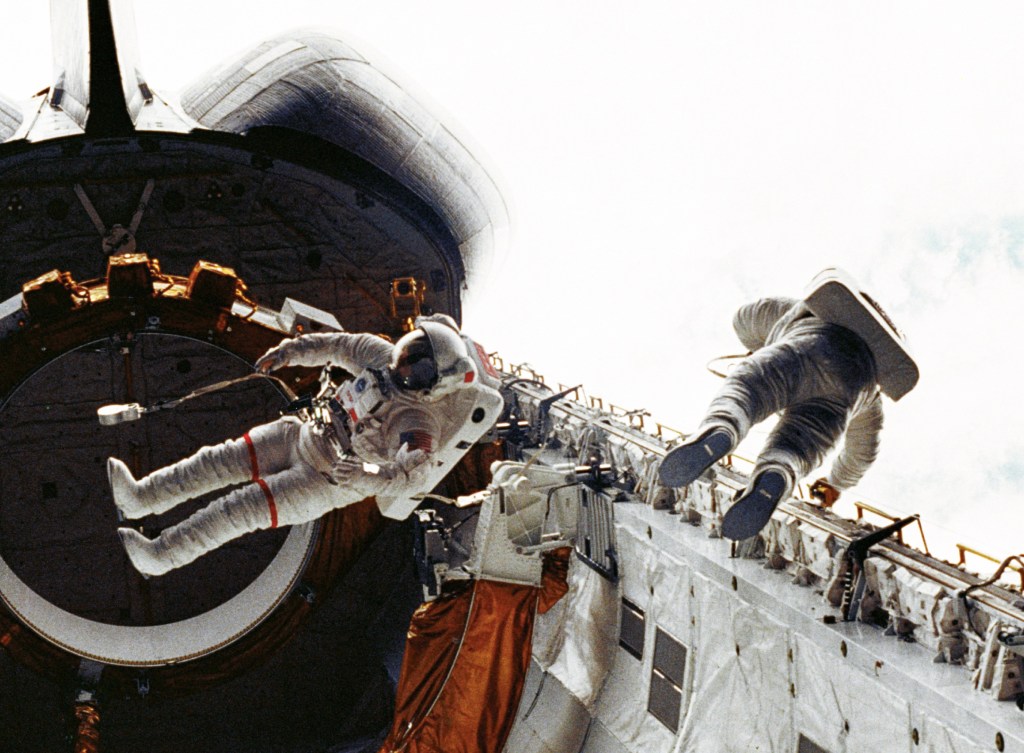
top-left (659, 296), bottom-right (884, 540)
top-left (112, 317), bottom-right (503, 576)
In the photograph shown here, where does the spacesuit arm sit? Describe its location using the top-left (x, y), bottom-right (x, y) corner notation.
top-left (732, 297), bottom-right (800, 351)
top-left (326, 445), bottom-right (432, 505)
top-left (256, 332), bottom-right (394, 374)
top-left (826, 391), bottom-right (884, 491)
top-left (363, 443), bottom-right (433, 494)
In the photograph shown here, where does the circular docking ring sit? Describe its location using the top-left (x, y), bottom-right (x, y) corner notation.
top-left (0, 259), bottom-right (378, 680)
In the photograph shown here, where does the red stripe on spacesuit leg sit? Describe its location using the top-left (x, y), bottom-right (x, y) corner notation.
top-left (243, 432), bottom-right (260, 480)
top-left (255, 478), bottom-right (278, 528)
top-left (244, 432), bottom-right (276, 528)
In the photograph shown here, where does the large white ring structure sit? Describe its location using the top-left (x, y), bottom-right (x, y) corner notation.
top-left (0, 522), bottom-right (317, 667)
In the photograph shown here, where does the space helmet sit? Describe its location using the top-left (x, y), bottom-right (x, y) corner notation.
top-left (388, 315), bottom-right (474, 394)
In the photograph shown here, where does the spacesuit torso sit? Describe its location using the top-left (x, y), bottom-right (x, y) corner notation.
top-left (335, 367), bottom-right (441, 464)
top-left (269, 329), bottom-right (504, 519)
top-left (731, 296), bottom-right (883, 490)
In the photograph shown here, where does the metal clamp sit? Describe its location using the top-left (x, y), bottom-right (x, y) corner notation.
top-left (841, 514), bottom-right (919, 622)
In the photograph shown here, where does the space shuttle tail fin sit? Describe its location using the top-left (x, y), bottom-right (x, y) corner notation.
top-left (0, 92), bottom-right (21, 143)
top-left (48, 0), bottom-right (148, 134)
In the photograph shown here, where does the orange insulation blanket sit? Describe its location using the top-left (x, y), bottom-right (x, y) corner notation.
top-left (378, 549), bottom-right (571, 753)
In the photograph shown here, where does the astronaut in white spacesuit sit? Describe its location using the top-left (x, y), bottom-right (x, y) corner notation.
top-left (110, 315), bottom-right (503, 576)
top-left (658, 296), bottom-right (885, 541)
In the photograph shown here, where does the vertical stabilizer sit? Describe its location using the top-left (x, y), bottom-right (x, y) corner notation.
top-left (49, 0), bottom-right (146, 135)
top-left (0, 93), bottom-right (23, 143)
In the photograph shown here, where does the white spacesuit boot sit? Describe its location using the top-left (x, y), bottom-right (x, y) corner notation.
top-left (721, 397), bottom-right (847, 540)
top-left (659, 342), bottom-right (804, 491)
top-left (721, 463), bottom-right (795, 541)
top-left (118, 479), bottom-right (275, 576)
top-left (108, 436), bottom-right (255, 520)
top-left (658, 425), bottom-right (738, 488)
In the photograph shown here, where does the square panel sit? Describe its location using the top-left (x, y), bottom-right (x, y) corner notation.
top-left (648, 627), bottom-right (688, 733)
top-left (619, 598), bottom-right (645, 660)
top-left (648, 669), bottom-right (682, 732)
top-left (653, 627), bottom-right (687, 687)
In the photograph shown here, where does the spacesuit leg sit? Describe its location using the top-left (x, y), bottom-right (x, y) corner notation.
top-left (660, 342), bottom-right (805, 488)
top-left (703, 341), bottom-right (808, 439)
top-left (117, 460), bottom-right (354, 576)
top-left (755, 397), bottom-right (851, 484)
top-left (118, 480), bottom-right (275, 576)
top-left (721, 397), bottom-right (849, 541)
top-left (108, 417), bottom-right (303, 520)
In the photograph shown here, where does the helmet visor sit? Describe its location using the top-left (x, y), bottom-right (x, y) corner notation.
top-left (390, 330), bottom-right (438, 391)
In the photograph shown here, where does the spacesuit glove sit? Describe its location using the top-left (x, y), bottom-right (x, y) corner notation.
top-left (809, 477), bottom-right (841, 508)
top-left (326, 458), bottom-right (365, 486)
top-left (375, 443), bottom-right (429, 482)
top-left (396, 442), bottom-right (428, 473)
top-left (254, 339), bottom-right (295, 373)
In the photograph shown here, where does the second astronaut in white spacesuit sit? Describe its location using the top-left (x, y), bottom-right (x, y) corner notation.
top-left (110, 316), bottom-right (503, 576)
top-left (658, 296), bottom-right (885, 540)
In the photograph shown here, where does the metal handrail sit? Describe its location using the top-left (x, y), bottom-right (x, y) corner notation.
top-left (957, 544), bottom-right (1024, 591)
top-left (489, 356), bottom-right (1024, 589)
top-left (653, 422), bottom-right (686, 441)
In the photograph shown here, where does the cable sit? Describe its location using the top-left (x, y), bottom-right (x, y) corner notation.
top-left (97, 371), bottom-right (296, 425)
top-left (706, 352), bottom-right (751, 379)
top-left (961, 555), bottom-right (1024, 599)
top-left (502, 378), bottom-right (554, 393)
top-left (958, 554), bottom-right (1024, 638)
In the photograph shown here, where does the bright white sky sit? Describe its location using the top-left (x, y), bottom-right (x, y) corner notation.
top-left (1, 1), bottom-right (1022, 563)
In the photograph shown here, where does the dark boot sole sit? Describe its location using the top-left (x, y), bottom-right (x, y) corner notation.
top-left (659, 428), bottom-right (734, 488)
top-left (721, 469), bottom-right (788, 540)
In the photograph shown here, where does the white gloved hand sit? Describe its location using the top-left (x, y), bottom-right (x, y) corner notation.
top-left (327, 459), bottom-right (365, 486)
top-left (347, 443), bottom-right (434, 503)
top-left (255, 340), bottom-right (293, 373)
top-left (395, 442), bottom-right (428, 474)
top-left (375, 442), bottom-right (429, 482)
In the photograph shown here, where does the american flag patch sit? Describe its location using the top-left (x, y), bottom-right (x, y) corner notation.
top-left (400, 430), bottom-right (434, 453)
